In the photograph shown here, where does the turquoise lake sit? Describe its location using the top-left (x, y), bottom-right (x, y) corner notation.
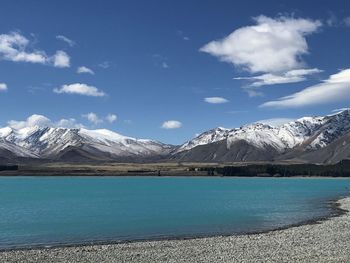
top-left (1, 176), bottom-right (350, 249)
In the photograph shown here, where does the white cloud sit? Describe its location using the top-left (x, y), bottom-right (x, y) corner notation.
top-left (106, 114), bottom-right (117, 123)
top-left (82, 112), bottom-right (103, 125)
top-left (260, 69), bottom-right (350, 108)
top-left (235, 68), bottom-right (322, 87)
top-left (0, 32), bottom-right (70, 67)
top-left (200, 16), bottom-right (321, 73)
top-left (204, 97), bottom-right (229, 104)
top-left (0, 83), bottom-right (7, 91)
top-left (56, 35), bottom-right (75, 47)
top-left (77, 66), bottom-right (95, 75)
top-left (8, 113), bottom-right (119, 128)
top-left (161, 120), bottom-right (182, 129)
top-left (7, 113), bottom-right (118, 129)
top-left (56, 118), bottom-right (84, 129)
top-left (7, 114), bottom-right (84, 129)
top-left (256, 118), bottom-right (295, 127)
top-left (8, 114), bottom-right (52, 129)
top-left (53, 83), bottom-right (106, 97)
top-left (52, 50), bottom-right (70, 68)
top-left (0, 32), bottom-right (47, 63)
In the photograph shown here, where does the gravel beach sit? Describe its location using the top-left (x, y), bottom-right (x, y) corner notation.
top-left (1, 197), bottom-right (350, 263)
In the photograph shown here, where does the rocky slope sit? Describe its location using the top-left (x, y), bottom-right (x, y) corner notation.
top-left (174, 109), bottom-right (350, 163)
top-left (0, 126), bottom-right (173, 162)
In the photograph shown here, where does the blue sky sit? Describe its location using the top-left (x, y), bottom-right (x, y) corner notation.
top-left (1, 0), bottom-right (350, 144)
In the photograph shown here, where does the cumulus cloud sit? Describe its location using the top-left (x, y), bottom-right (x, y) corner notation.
top-left (0, 83), bottom-right (7, 91)
top-left (56, 35), bottom-right (75, 47)
top-left (255, 118), bottom-right (295, 127)
top-left (7, 114), bottom-right (84, 129)
top-left (56, 118), bottom-right (84, 129)
top-left (161, 120), bottom-right (182, 129)
top-left (52, 50), bottom-right (70, 68)
top-left (77, 66), bottom-right (95, 75)
top-left (8, 113), bottom-right (120, 129)
top-left (8, 114), bottom-right (51, 129)
top-left (82, 112), bottom-right (103, 125)
top-left (260, 69), bottom-right (350, 108)
top-left (106, 114), bottom-right (117, 123)
top-left (201, 16), bottom-right (322, 92)
top-left (0, 32), bottom-right (70, 67)
top-left (204, 97), bottom-right (229, 104)
top-left (235, 68), bottom-right (322, 87)
top-left (53, 83), bottom-right (106, 97)
top-left (200, 16), bottom-right (321, 73)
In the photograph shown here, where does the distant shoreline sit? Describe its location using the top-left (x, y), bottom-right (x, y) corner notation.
top-left (2, 161), bottom-right (350, 177)
top-left (2, 174), bottom-right (350, 179)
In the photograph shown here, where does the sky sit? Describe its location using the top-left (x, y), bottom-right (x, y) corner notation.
top-left (1, 0), bottom-right (350, 144)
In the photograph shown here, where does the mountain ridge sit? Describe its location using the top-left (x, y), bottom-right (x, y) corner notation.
top-left (0, 126), bottom-right (174, 162)
top-left (1, 109), bottom-right (350, 164)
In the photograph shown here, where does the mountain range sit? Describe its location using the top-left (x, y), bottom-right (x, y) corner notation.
top-left (1, 109), bottom-right (350, 164)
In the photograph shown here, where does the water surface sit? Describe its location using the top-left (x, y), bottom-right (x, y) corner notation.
top-left (0, 176), bottom-right (350, 249)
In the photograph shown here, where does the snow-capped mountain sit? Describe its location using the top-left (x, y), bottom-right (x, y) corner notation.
top-left (1, 109), bottom-right (350, 163)
top-left (177, 127), bottom-right (231, 153)
top-left (174, 109), bottom-right (350, 163)
top-left (0, 139), bottom-right (39, 159)
top-left (0, 126), bottom-right (174, 161)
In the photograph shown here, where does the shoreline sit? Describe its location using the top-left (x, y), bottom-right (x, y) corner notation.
top-left (2, 160), bottom-right (350, 178)
top-left (1, 196), bottom-right (350, 262)
top-left (2, 172), bottom-right (350, 179)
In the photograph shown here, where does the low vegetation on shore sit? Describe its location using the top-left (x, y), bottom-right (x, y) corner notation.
top-left (1, 160), bottom-right (350, 177)
top-left (198, 160), bottom-right (350, 177)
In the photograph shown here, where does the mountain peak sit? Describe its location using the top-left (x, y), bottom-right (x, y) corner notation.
top-left (0, 126), bottom-right (173, 160)
top-left (79, 128), bottom-right (131, 142)
top-left (177, 110), bottom-right (350, 155)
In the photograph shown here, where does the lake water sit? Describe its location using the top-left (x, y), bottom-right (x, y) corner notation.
top-left (0, 176), bottom-right (350, 249)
